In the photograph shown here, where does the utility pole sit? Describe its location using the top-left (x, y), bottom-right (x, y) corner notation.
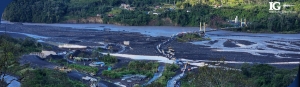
top-left (200, 22), bottom-right (202, 32)
top-left (240, 18), bottom-right (242, 27)
top-left (174, 0), bottom-right (176, 6)
top-left (204, 22), bottom-right (206, 33)
top-left (245, 19), bottom-right (247, 27)
top-left (235, 16), bottom-right (238, 23)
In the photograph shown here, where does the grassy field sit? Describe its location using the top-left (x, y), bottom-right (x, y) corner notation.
top-left (107, 8), bottom-right (122, 15)
top-left (146, 64), bottom-right (179, 87)
top-left (176, 33), bottom-right (210, 42)
top-left (102, 61), bottom-right (159, 79)
top-left (67, 64), bottom-right (99, 74)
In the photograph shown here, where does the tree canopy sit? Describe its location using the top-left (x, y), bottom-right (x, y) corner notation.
top-left (3, 0), bottom-right (300, 33)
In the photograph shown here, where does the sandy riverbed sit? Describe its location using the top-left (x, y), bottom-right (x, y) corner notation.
top-left (1, 22), bottom-right (299, 69)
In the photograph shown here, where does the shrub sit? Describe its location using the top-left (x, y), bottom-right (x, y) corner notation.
top-left (67, 64), bottom-right (98, 74)
top-left (102, 61), bottom-right (159, 79)
top-left (101, 53), bottom-right (117, 64)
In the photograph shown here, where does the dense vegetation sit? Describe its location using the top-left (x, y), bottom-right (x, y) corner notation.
top-left (146, 63), bottom-right (298, 87)
top-left (100, 53), bottom-right (118, 64)
top-left (0, 35), bottom-right (86, 87)
top-left (181, 66), bottom-right (253, 87)
top-left (21, 68), bottom-right (87, 87)
top-left (146, 64), bottom-right (180, 87)
top-left (176, 33), bottom-right (210, 42)
top-left (3, 0), bottom-right (300, 33)
top-left (102, 61), bottom-right (159, 79)
top-left (67, 64), bottom-right (98, 74)
top-left (72, 50), bottom-right (101, 58)
top-left (0, 35), bottom-right (42, 54)
top-left (0, 35), bottom-right (42, 80)
top-left (47, 58), bottom-right (68, 65)
top-left (179, 64), bottom-right (298, 87)
top-left (241, 64), bottom-right (298, 87)
top-left (47, 57), bottom-right (98, 74)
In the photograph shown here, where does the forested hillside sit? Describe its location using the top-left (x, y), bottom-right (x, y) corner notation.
top-left (0, 35), bottom-right (87, 87)
top-left (2, 0), bottom-right (300, 33)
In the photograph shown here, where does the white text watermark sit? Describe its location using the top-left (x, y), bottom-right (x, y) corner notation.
top-left (269, 2), bottom-right (297, 14)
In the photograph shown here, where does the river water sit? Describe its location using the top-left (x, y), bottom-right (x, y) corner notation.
top-left (20, 21), bottom-right (300, 59)
top-left (0, 74), bottom-right (21, 87)
top-left (2, 20), bottom-right (299, 38)
top-left (193, 30), bottom-right (300, 59)
top-left (2, 20), bottom-right (300, 65)
top-left (21, 22), bottom-right (208, 37)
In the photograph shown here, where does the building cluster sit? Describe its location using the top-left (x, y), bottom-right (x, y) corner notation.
top-left (214, 4), bottom-right (223, 8)
top-left (229, 16), bottom-right (248, 27)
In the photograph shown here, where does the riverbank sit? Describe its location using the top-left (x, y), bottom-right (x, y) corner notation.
top-left (4, 20), bottom-right (299, 35)
top-left (226, 28), bottom-right (300, 34)
top-left (168, 40), bottom-right (299, 69)
top-left (0, 74), bottom-right (21, 87)
top-left (1, 22), bottom-right (299, 69)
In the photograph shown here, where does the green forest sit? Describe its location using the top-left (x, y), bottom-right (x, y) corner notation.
top-left (2, 0), bottom-right (300, 33)
top-left (180, 64), bottom-right (298, 87)
top-left (0, 35), bottom-right (86, 87)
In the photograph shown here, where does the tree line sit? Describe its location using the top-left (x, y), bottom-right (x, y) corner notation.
top-left (0, 35), bottom-right (86, 87)
top-left (180, 64), bottom-right (298, 87)
top-left (3, 0), bottom-right (300, 33)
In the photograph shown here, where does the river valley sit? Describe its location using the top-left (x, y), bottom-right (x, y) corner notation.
top-left (0, 20), bottom-right (299, 87)
top-left (1, 20), bottom-right (299, 68)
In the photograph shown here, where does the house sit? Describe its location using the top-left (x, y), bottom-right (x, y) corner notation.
top-left (120, 4), bottom-right (130, 9)
top-left (123, 41), bottom-right (130, 46)
top-left (153, 13), bottom-right (160, 15)
top-left (96, 14), bottom-right (101, 17)
top-left (214, 4), bottom-right (223, 8)
top-left (108, 14), bottom-right (114, 17)
top-left (155, 6), bottom-right (161, 9)
top-left (120, 4), bottom-right (135, 11)
top-left (128, 7), bottom-right (135, 11)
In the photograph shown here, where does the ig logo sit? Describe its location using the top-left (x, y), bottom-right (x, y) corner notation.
top-left (269, 2), bottom-right (281, 10)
